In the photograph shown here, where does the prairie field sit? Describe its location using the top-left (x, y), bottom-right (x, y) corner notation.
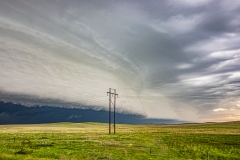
top-left (0, 121), bottom-right (239, 160)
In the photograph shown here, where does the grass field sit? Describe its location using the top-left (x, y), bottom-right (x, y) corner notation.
top-left (0, 121), bottom-right (239, 160)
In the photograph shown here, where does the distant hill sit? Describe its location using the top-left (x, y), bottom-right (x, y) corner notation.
top-left (0, 101), bottom-right (183, 124)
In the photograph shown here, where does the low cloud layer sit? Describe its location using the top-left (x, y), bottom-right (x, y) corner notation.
top-left (0, 0), bottom-right (240, 122)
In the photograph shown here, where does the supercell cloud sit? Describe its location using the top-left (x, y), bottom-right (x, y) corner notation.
top-left (0, 0), bottom-right (240, 122)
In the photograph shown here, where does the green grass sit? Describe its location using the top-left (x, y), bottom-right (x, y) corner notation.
top-left (0, 121), bottom-right (239, 159)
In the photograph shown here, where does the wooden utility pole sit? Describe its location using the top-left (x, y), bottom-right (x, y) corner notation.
top-left (107, 88), bottom-right (112, 134)
top-left (113, 89), bottom-right (118, 134)
top-left (107, 88), bottom-right (118, 134)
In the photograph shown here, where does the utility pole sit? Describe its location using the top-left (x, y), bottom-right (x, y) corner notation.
top-left (107, 88), bottom-right (112, 134)
top-left (107, 88), bottom-right (118, 134)
top-left (113, 89), bottom-right (118, 134)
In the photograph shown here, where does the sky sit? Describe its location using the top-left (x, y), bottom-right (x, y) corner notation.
top-left (0, 0), bottom-right (240, 122)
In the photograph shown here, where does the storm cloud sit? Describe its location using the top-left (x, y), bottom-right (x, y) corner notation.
top-left (0, 0), bottom-right (240, 122)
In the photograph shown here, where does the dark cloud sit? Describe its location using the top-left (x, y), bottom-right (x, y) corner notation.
top-left (0, 0), bottom-right (240, 122)
top-left (0, 101), bottom-right (183, 124)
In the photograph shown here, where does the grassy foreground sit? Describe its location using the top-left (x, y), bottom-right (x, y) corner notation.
top-left (0, 121), bottom-right (239, 160)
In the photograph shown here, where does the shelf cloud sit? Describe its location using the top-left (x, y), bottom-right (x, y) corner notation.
top-left (0, 0), bottom-right (240, 122)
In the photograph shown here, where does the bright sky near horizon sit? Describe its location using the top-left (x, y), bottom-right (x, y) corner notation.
top-left (0, 0), bottom-right (240, 122)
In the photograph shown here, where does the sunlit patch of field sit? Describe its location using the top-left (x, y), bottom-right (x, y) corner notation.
top-left (0, 123), bottom-right (109, 133)
top-left (0, 121), bottom-right (239, 160)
